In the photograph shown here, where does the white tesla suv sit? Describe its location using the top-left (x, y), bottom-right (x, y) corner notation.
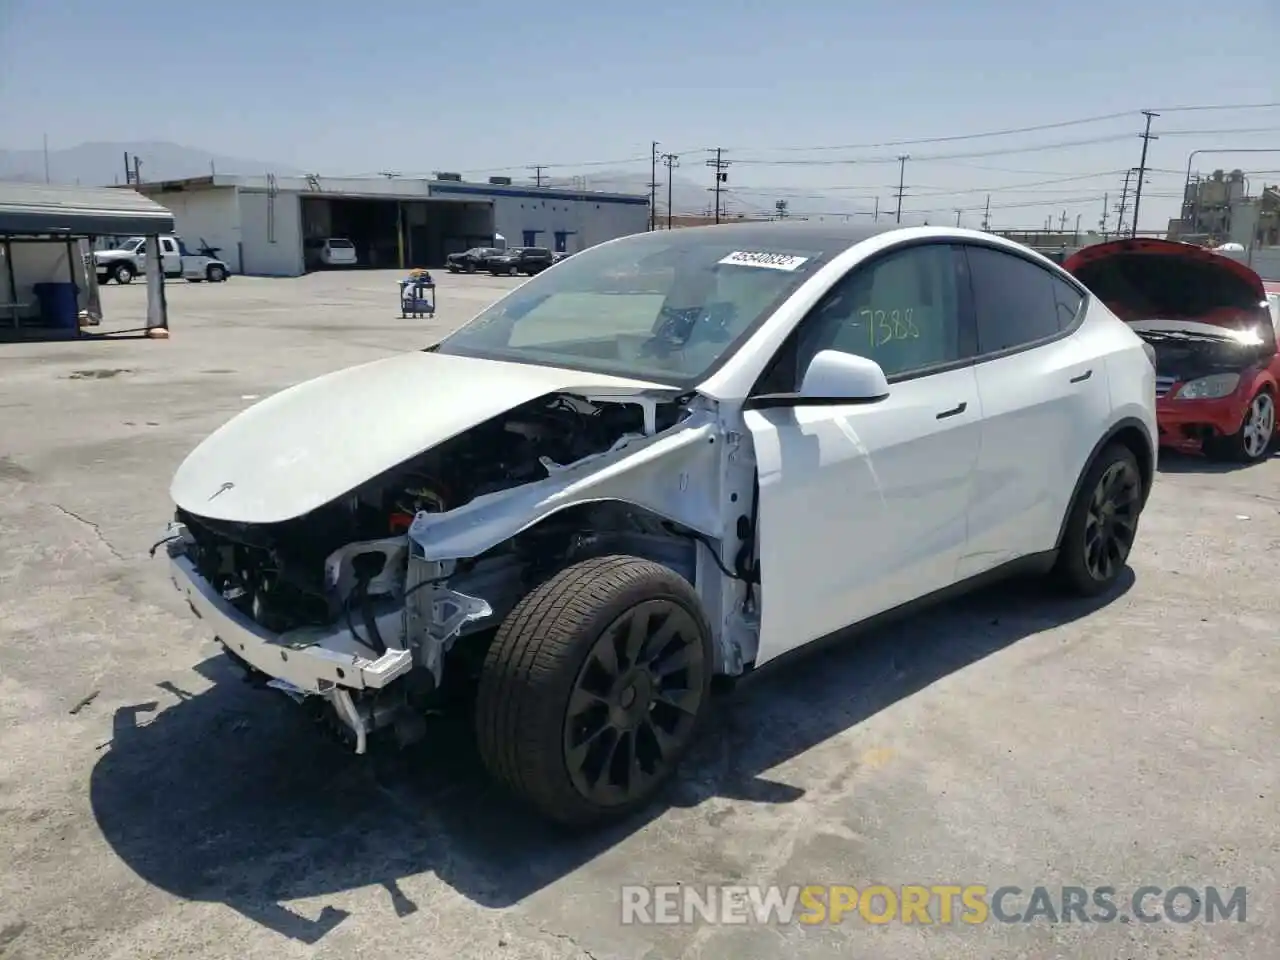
top-left (163, 224), bottom-right (1157, 826)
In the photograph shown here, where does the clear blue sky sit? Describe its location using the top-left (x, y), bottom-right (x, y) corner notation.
top-left (3, 0), bottom-right (1278, 230)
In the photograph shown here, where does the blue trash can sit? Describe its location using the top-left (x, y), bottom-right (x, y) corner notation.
top-left (32, 282), bottom-right (80, 330)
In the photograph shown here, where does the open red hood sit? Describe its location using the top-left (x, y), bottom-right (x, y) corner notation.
top-left (1063, 238), bottom-right (1267, 329)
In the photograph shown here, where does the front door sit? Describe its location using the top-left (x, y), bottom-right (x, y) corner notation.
top-left (745, 241), bottom-right (981, 665)
top-left (159, 237), bottom-right (181, 275)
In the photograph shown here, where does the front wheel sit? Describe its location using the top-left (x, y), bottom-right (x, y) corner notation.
top-left (111, 262), bottom-right (134, 284)
top-left (475, 555), bottom-right (713, 828)
top-left (1207, 389), bottom-right (1275, 463)
top-left (1053, 443), bottom-right (1144, 596)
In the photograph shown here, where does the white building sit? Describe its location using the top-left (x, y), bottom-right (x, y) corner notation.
top-left (136, 173), bottom-right (649, 276)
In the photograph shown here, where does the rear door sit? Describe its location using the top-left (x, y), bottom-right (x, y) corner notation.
top-left (958, 244), bottom-right (1111, 576)
top-left (746, 242), bottom-right (983, 664)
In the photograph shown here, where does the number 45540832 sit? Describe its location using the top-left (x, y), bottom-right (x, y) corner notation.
top-left (859, 307), bottom-right (920, 347)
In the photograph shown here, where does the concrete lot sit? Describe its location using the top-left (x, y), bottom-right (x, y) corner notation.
top-left (0, 269), bottom-right (1276, 959)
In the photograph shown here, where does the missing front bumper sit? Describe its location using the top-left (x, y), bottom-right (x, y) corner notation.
top-left (168, 551), bottom-right (414, 694)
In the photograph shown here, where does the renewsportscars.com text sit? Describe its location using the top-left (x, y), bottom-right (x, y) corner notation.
top-left (620, 884), bottom-right (1248, 926)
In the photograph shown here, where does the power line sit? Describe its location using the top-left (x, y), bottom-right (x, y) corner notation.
top-left (722, 102), bottom-right (1279, 155)
top-left (732, 133), bottom-right (1138, 166)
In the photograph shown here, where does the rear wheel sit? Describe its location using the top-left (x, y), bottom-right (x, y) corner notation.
top-left (1207, 389), bottom-right (1275, 463)
top-left (206, 264), bottom-right (227, 282)
top-left (508, 266), bottom-right (518, 276)
top-left (475, 555), bottom-right (712, 827)
top-left (1053, 443), bottom-right (1143, 596)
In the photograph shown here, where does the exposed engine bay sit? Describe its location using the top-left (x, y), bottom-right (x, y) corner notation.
top-left (169, 390), bottom-right (722, 747)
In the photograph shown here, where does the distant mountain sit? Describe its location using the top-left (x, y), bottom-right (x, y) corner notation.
top-left (545, 169), bottom-right (714, 215)
top-left (0, 140), bottom-right (302, 187)
top-left (545, 167), bottom-right (869, 220)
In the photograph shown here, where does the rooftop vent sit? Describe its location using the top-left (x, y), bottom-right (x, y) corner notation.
top-left (488, 176), bottom-right (513, 185)
top-left (435, 172), bottom-right (463, 182)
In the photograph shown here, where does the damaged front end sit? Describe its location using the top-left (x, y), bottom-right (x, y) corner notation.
top-left (164, 384), bottom-right (739, 752)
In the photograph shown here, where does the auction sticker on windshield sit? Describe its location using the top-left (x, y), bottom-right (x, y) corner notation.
top-left (718, 251), bottom-right (811, 271)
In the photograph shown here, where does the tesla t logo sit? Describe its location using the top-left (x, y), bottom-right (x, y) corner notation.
top-left (208, 481), bottom-right (235, 501)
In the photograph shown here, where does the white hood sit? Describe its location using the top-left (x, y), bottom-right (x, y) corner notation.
top-left (171, 350), bottom-right (672, 524)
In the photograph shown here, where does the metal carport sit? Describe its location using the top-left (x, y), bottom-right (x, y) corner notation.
top-left (0, 182), bottom-right (175, 339)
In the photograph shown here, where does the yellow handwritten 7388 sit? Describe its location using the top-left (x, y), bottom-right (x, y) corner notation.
top-left (859, 308), bottom-right (921, 347)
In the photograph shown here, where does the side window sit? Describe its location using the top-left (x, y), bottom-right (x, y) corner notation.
top-left (966, 246), bottom-right (1069, 353)
top-left (161, 238), bottom-right (177, 255)
top-left (795, 243), bottom-right (965, 380)
top-left (1050, 274), bottom-right (1084, 331)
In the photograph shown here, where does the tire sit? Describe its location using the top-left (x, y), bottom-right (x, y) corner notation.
top-left (447, 265), bottom-right (459, 273)
top-left (1206, 388), bottom-right (1275, 464)
top-left (1052, 443), bottom-right (1144, 596)
top-left (476, 555), bottom-right (713, 828)
top-left (206, 264), bottom-right (227, 283)
top-left (508, 266), bottom-right (518, 276)
top-left (111, 262), bottom-right (134, 284)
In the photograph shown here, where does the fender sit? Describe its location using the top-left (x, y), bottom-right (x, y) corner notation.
top-left (1053, 415), bottom-right (1155, 549)
top-left (408, 410), bottom-right (726, 561)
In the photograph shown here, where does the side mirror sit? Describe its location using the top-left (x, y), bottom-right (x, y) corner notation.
top-left (746, 349), bottom-right (889, 411)
top-left (799, 349), bottom-right (890, 402)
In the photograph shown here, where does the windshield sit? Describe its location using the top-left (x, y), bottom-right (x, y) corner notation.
top-left (119, 238), bottom-right (143, 253)
top-left (435, 230), bottom-right (830, 385)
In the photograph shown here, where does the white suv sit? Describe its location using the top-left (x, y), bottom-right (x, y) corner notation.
top-left (163, 223), bottom-right (1157, 827)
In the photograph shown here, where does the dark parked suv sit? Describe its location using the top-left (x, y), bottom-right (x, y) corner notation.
top-left (446, 247), bottom-right (503, 273)
top-left (486, 246), bottom-right (553, 276)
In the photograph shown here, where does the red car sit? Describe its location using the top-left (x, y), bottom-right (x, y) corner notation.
top-left (1064, 239), bottom-right (1277, 463)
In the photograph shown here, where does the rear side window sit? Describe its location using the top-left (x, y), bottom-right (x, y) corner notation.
top-left (966, 246), bottom-right (1074, 353)
top-left (329, 239), bottom-right (355, 249)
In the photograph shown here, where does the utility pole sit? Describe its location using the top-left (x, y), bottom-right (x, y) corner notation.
top-left (1059, 210), bottom-right (1068, 232)
top-left (123, 151), bottom-right (132, 185)
top-left (894, 154), bottom-right (909, 223)
top-left (661, 152), bottom-right (679, 229)
top-left (873, 197), bottom-right (879, 222)
top-left (954, 208), bottom-right (963, 227)
top-left (706, 148), bottom-right (730, 224)
top-left (1130, 110), bottom-right (1159, 238)
top-left (981, 194), bottom-right (991, 231)
top-left (1099, 193), bottom-right (1109, 239)
top-left (648, 141), bottom-right (660, 231)
top-left (1115, 169), bottom-right (1134, 237)
top-left (530, 165), bottom-right (547, 187)
top-left (1074, 213), bottom-right (1081, 242)
top-left (132, 155), bottom-right (142, 186)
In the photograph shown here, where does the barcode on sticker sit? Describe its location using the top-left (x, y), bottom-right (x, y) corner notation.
top-left (717, 251), bottom-right (810, 271)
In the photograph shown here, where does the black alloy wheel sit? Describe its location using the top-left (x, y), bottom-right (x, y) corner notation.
top-left (1082, 458), bottom-right (1142, 583)
top-left (475, 555), bottom-right (713, 827)
top-left (1053, 442), bottom-right (1144, 596)
top-left (563, 598), bottom-right (707, 809)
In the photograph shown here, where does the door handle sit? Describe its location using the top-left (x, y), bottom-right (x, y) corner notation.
top-left (1069, 369), bottom-right (1093, 383)
top-left (935, 401), bottom-right (967, 420)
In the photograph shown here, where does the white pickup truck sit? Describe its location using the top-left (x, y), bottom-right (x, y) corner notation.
top-left (94, 236), bottom-right (230, 285)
